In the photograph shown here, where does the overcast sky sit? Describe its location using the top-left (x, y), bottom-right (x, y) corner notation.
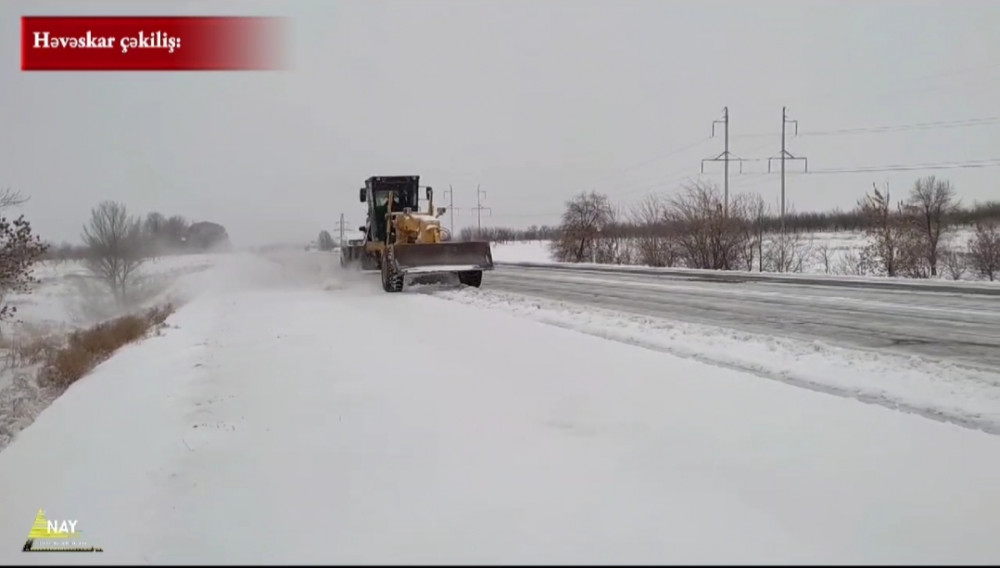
top-left (2, 0), bottom-right (999, 246)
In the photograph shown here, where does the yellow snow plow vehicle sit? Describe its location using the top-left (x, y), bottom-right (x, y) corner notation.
top-left (340, 175), bottom-right (494, 292)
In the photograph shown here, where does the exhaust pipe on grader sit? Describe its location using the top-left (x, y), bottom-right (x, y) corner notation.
top-left (340, 175), bottom-right (494, 293)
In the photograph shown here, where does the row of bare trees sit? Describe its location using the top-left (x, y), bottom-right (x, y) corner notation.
top-left (469, 175), bottom-right (1000, 281)
top-left (458, 225), bottom-right (559, 243)
top-left (44, 208), bottom-right (198, 264)
top-left (857, 178), bottom-right (1000, 280)
top-left (460, 196), bottom-right (1000, 246)
top-left (547, 184), bottom-right (823, 273)
top-left (76, 202), bottom-right (236, 304)
top-left (40, 201), bottom-right (232, 305)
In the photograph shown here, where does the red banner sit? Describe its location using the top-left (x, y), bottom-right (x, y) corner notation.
top-left (21, 16), bottom-right (288, 71)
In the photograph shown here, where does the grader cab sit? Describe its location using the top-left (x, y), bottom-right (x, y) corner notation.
top-left (340, 175), bottom-right (494, 292)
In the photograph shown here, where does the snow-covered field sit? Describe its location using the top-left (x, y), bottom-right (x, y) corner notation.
top-left (6, 254), bottom-right (221, 334)
top-left (0, 254), bottom-right (224, 450)
top-left (1, 251), bottom-right (999, 563)
top-left (492, 239), bottom-right (556, 263)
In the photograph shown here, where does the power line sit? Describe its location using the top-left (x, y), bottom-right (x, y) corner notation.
top-left (728, 175), bottom-right (774, 194)
top-left (617, 137), bottom-right (713, 174)
top-left (801, 116), bottom-right (1000, 136)
top-left (491, 212), bottom-right (562, 219)
top-left (571, 82), bottom-right (1000, 202)
top-left (612, 137), bottom-right (779, 202)
top-left (805, 158), bottom-right (1000, 174)
top-left (588, 136), bottom-right (713, 190)
top-left (580, 62), bottom-right (1000, 203)
top-left (721, 158), bottom-right (1000, 180)
top-left (736, 114), bottom-right (1000, 139)
top-left (484, 154), bottom-right (1000, 220)
top-left (611, 64), bottom-right (1000, 175)
top-left (615, 170), bottom-right (704, 200)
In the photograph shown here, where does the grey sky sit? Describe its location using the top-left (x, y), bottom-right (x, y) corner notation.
top-left (2, 0), bottom-right (998, 247)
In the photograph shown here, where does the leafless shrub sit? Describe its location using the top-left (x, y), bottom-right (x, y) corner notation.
top-left (941, 247), bottom-right (968, 281)
top-left (763, 230), bottom-right (813, 273)
top-left (665, 180), bottom-right (746, 270)
top-left (897, 228), bottom-right (930, 279)
top-left (0, 303), bottom-right (175, 451)
top-left (834, 247), bottom-right (871, 276)
top-left (588, 205), bottom-right (632, 264)
top-left (2, 328), bottom-right (61, 371)
top-left (904, 176), bottom-right (959, 277)
top-left (967, 221), bottom-right (1000, 281)
top-left (858, 182), bottom-right (925, 277)
top-left (551, 191), bottom-right (616, 263)
top-left (37, 303), bottom-right (174, 390)
top-left (737, 193), bottom-right (768, 272)
top-left (630, 194), bottom-right (678, 267)
top-left (0, 371), bottom-right (54, 451)
top-left (815, 241), bottom-right (833, 274)
top-left (81, 201), bottom-right (146, 304)
top-left (0, 215), bottom-right (49, 334)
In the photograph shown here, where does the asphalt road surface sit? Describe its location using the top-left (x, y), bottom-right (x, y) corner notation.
top-left (483, 265), bottom-right (1000, 370)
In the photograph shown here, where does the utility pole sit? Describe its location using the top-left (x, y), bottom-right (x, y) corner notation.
top-left (767, 106), bottom-right (808, 234)
top-left (334, 213), bottom-right (347, 247)
top-left (442, 185), bottom-right (466, 237)
top-left (701, 106), bottom-right (745, 218)
top-left (471, 184), bottom-right (492, 239)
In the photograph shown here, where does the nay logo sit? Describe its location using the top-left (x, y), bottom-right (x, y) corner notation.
top-left (22, 509), bottom-right (103, 552)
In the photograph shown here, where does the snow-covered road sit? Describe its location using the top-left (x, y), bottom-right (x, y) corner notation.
top-left (483, 264), bottom-right (1000, 369)
top-left (2, 252), bottom-right (999, 564)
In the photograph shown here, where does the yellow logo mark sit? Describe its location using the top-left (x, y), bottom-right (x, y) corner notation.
top-left (23, 509), bottom-right (103, 553)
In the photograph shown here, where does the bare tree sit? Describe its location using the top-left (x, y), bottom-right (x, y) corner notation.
top-left (905, 175), bottom-right (958, 277)
top-left (742, 192), bottom-right (769, 272)
top-left (0, 188), bottom-right (29, 210)
top-left (815, 241), bottom-right (833, 274)
top-left (592, 204), bottom-right (632, 264)
top-left (142, 212), bottom-right (167, 258)
top-left (144, 212), bottom-right (166, 234)
top-left (161, 215), bottom-right (190, 251)
top-left (0, 215), bottom-right (48, 332)
top-left (551, 191), bottom-right (615, 263)
top-left (858, 182), bottom-right (923, 277)
top-left (967, 221), bottom-right (1000, 281)
top-left (81, 201), bottom-right (146, 303)
top-left (630, 194), bottom-right (677, 267)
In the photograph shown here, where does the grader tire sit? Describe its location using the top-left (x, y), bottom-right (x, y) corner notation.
top-left (381, 256), bottom-right (404, 293)
top-left (457, 270), bottom-right (483, 288)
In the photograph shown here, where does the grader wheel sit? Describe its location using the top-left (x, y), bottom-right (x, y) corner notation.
top-left (457, 270), bottom-right (483, 288)
top-left (381, 253), bottom-right (404, 293)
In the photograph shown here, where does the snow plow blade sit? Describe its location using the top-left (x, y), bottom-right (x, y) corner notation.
top-left (391, 241), bottom-right (494, 274)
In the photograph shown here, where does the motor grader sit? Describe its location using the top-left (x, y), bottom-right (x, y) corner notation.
top-left (340, 175), bottom-right (494, 292)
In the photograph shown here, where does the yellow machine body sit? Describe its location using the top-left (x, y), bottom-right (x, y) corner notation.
top-left (341, 175), bottom-right (493, 292)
